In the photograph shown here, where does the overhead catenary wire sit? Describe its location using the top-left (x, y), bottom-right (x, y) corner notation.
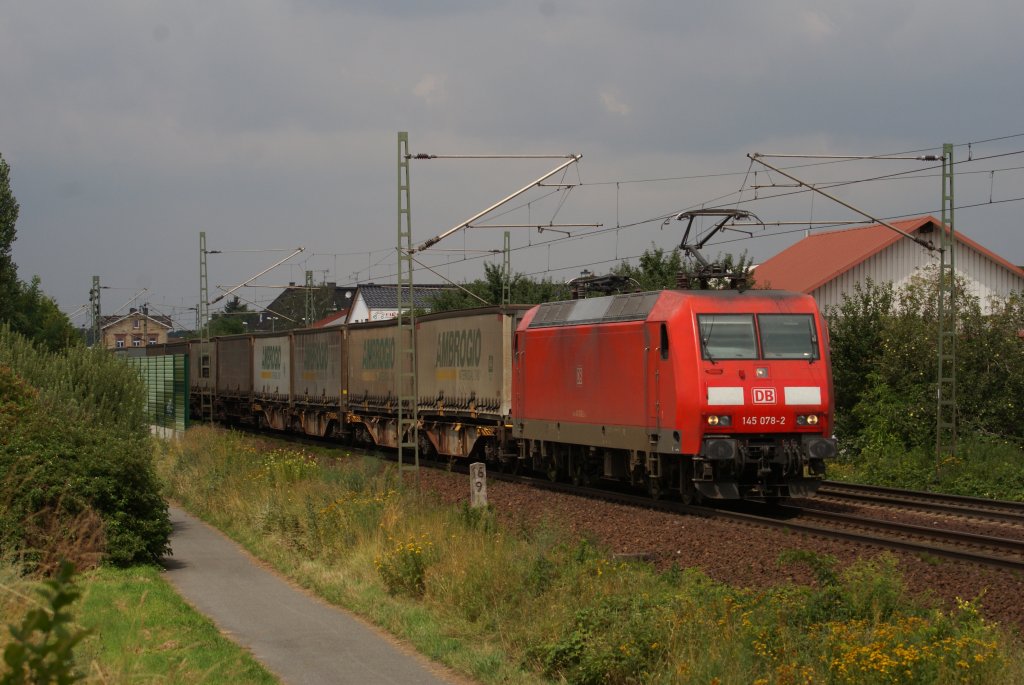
top-left (355, 187), bottom-right (1024, 290)
top-left (304, 133), bottom-right (1024, 292)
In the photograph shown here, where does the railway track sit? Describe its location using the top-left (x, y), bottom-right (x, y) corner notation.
top-left (478, 469), bottom-right (1024, 572)
top-left (813, 481), bottom-right (1024, 525)
top-left (769, 503), bottom-right (1024, 572)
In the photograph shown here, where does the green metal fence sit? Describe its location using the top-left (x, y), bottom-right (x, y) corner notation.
top-left (124, 354), bottom-right (189, 432)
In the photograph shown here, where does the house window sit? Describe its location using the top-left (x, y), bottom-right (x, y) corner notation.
top-left (115, 339), bottom-right (125, 348)
top-left (133, 319), bottom-right (140, 329)
top-left (148, 336), bottom-right (158, 346)
top-left (132, 336), bottom-right (142, 347)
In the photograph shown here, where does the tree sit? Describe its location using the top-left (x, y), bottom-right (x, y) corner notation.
top-left (826, 268), bottom-right (1024, 454)
top-left (429, 263), bottom-right (569, 313)
top-left (824, 279), bottom-right (896, 440)
top-left (613, 245), bottom-right (682, 291)
top-left (9, 277), bottom-right (79, 352)
top-left (223, 295), bottom-right (247, 314)
top-left (0, 153), bottom-right (77, 351)
top-left (209, 296), bottom-right (249, 336)
top-left (0, 152), bottom-right (21, 322)
top-left (613, 244), bottom-right (755, 291)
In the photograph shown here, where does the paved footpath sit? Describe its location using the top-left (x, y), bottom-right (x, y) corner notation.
top-left (163, 505), bottom-right (462, 685)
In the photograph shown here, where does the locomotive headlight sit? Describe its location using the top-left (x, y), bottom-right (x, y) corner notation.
top-left (706, 415), bottom-right (731, 427)
top-left (707, 415), bottom-right (720, 426)
top-left (806, 414), bottom-right (819, 425)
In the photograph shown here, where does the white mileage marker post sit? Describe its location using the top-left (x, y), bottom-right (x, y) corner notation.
top-left (470, 462), bottom-right (488, 508)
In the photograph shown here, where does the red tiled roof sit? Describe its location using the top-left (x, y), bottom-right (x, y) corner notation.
top-left (752, 215), bottom-right (1024, 293)
top-left (311, 311), bottom-right (348, 328)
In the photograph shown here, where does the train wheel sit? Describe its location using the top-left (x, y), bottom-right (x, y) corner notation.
top-left (680, 460), bottom-right (700, 506)
top-left (546, 462), bottom-right (559, 482)
top-left (645, 475), bottom-right (663, 500)
top-left (571, 460), bottom-right (585, 487)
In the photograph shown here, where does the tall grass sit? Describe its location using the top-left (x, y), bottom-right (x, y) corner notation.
top-left (158, 427), bottom-right (1024, 684)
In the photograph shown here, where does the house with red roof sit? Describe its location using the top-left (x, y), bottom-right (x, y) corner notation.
top-left (751, 216), bottom-right (1024, 314)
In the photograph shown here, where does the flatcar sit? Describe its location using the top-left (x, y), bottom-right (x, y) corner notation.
top-left (153, 289), bottom-right (835, 501)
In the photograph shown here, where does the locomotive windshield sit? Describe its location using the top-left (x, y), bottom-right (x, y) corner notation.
top-left (698, 315), bottom-right (757, 359)
top-left (698, 313), bottom-right (819, 361)
top-left (758, 314), bottom-right (819, 360)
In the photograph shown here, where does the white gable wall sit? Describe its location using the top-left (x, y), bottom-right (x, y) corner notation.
top-left (347, 295), bottom-right (371, 324)
top-left (812, 236), bottom-right (1024, 315)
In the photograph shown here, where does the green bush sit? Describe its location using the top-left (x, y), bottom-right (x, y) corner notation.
top-left (375, 533), bottom-right (434, 597)
top-left (827, 274), bottom-right (1024, 496)
top-left (0, 327), bottom-right (170, 566)
top-left (1, 561), bottom-right (90, 685)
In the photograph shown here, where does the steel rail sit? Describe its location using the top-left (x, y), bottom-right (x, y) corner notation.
top-left (780, 506), bottom-right (1024, 556)
top-left (816, 482), bottom-right (1024, 524)
top-left (496, 472), bottom-right (1024, 572)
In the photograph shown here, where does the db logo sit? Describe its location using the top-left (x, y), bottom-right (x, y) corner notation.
top-left (752, 388), bottom-right (777, 404)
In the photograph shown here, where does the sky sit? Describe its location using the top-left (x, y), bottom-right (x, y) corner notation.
top-left (2, 0), bottom-right (1022, 329)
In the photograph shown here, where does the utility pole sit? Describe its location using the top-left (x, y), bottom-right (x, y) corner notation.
top-left (305, 270), bottom-right (314, 327)
top-left (396, 132), bottom-right (419, 481)
top-left (89, 275), bottom-right (101, 347)
top-left (199, 231), bottom-right (213, 422)
top-left (936, 143), bottom-right (957, 468)
top-left (199, 232), bottom-right (210, 338)
top-left (502, 231), bottom-right (511, 306)
top-left (748, 148), bottom-right (958, 477)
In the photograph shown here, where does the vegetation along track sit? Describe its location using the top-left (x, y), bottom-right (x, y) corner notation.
top-left (229, 427), bottom-right (1024, 572)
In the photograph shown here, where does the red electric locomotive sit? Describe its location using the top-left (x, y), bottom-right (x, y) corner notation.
top-left (512, 289), bottom-right (835, 501)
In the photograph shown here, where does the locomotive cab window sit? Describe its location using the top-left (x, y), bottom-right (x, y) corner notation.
top-left (697, 314), bottom-right (757, 360)
top-left (758, 314), bottom-right (819, 360)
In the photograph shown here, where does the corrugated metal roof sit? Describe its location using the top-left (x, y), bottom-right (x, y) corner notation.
top-left (752, 215), bottom-right (1024, 293)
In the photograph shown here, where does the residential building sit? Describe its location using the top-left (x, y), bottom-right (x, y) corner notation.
top-left (346, 283), bottom-right (452, 323)
top-left (100, 308), bottom-right (173, 349)
top-left (752, 216), bottom-right (1024, 314)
